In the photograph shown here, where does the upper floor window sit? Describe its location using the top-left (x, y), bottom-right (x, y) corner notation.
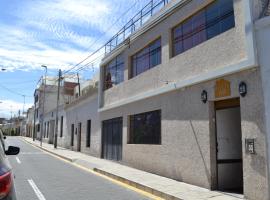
top-left (103, 54), bottom-right (124, 90)
top-left (35, 95), bottom-right (38, 103)
top-left (172, 0), bottom-right (235, 57)
top-left (131, 38), bottom-right (161, 78)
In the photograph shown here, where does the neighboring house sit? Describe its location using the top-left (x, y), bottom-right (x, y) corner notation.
top-left (65, 80), bottom-right (100, 157)
top-left (33, 76), bottom-right (77, 141)
top-left (97, 0), bottom-right (270, 199)
top-left (42, 105), bottom-right (67, 146)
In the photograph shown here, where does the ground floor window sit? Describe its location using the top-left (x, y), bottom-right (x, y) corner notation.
top-left (129, 110), bottom-right (161, 144)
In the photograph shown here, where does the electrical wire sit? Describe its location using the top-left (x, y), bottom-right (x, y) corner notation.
top-left (0, 83), bottom-right (32, 98)
top-left (62, 0), bottom-right (141, 75)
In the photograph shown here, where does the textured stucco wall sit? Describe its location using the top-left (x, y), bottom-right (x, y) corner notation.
top-left (100, 69), bottom-right (267, 199)
top-left (101, 0), bottom-right (247, 108)
top-left (256, 16), bottom-right (270, 200)
top-left (65, 94), bottom-right (100, 157)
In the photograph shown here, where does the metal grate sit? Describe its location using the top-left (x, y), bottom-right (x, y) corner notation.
top-left (104, 0), bottom-right (171, 54)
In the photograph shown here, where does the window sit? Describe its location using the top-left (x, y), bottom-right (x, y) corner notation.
top-left (60, 116), bottom-right (63, 137)
top-left (172, 0), bottom-right (234, 57)
top-left (104, 54), bottom-right (124, 90)
top-left (129, 110), bottom-right (161, 144)
top-left (35, 95), bottom-right (38, 103)
top-left (131, 38), bottom-right (161, 78)
top-left (86, 120), bottom-right (91, 147)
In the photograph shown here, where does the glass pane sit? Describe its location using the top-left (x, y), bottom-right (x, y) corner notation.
top-left (173, 25), bottom-right (183, 56)
top-left (135, 47), bottom-right (150, 76)
top-left (192, 10), bottom-right (207, 46)
top-left (132, 56), bottom-right (137, 77)
top-left (150, 39), bottom-right (161, 67)
top-left (116, 63), bottom-right (124, 84)
top-left (206, 1), bottom-right (220, 39)
top-left (182, 19), bottom-right (193, 51)
top-left (219, 0), bottom-right (235, 32)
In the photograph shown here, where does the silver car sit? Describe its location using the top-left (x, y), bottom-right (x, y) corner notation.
top-left (0, 130), bottom-right (20, 200)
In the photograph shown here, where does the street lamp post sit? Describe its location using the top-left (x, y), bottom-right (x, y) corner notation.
top-left (40, 65), bottom-right (47, 147)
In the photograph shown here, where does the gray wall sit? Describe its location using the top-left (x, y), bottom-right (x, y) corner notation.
top-left (100, 69), bottom-right (268, 200)
top-left (101, 0), bottom-right (247, 108)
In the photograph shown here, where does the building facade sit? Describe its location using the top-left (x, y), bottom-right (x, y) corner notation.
top-left (98, 0), bottom-right (270, 199)
top-left (65, 80), bottom-right (100, 157)
top-left (23, 0), bottom-right (270, 199)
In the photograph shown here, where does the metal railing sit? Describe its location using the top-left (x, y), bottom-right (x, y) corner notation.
top-left (104, 0), bottom-right (171, 54)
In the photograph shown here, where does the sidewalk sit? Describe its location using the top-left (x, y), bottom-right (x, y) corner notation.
top-left (21, 137), bottom-right (244, 200)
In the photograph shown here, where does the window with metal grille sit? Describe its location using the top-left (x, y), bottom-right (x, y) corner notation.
top-left (103, 54), bottom-right (124, 90)
top-left (86, 120), bottom-right (91, 147)
top-left (172, 0), bottom-right (235, 57)
top-left (131, 38), bottom-right (161, 78)
top-left (129, 110), bottom-right (161, 144)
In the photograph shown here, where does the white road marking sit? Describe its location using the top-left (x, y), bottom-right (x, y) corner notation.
top-left (20, 152), bottom-right (45, 155)
top-left (28, 179), bottom-right (46, 200)
top-left (15, 157), bottom-right (21, 164)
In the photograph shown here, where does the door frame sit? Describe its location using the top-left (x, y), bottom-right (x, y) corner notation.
top-left (210, 97), bottom-right (243, 192)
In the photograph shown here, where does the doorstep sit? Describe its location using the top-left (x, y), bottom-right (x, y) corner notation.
top-left (21, 137), bottom-right (245, 200)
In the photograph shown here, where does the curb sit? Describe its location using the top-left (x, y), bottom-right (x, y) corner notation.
top-left (21, 137), bottom-right (180, 200)
top-left (93, 168), bottom-right (183, 200)
top-left (21, 138), bottom-right (76, 162)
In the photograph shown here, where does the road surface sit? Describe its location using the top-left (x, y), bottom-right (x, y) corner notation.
top-left (6, 137), bottom-right (149, 200)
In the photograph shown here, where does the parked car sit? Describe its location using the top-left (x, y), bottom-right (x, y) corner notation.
top-left (0, 130), bottom-right (20, 200)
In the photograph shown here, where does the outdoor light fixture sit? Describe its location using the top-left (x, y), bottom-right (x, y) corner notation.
top-left (239, 81), bottom-right (247, 97)
top-left (201, 90), bottom-right (208, 103)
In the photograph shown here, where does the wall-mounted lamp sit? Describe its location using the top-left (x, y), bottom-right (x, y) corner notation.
top-left (239, 82), bottom-right (247, 97)
top-left (201, 90), bottom-right (208, 103)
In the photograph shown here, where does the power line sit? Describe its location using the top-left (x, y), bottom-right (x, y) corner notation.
top-left (62, 0), bottom-right (141, 75)
top-left (0, 83), bottom-right (32, 98)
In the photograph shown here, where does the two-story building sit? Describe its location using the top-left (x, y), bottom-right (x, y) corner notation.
top-left (98, 0), bottom-right (270, 199)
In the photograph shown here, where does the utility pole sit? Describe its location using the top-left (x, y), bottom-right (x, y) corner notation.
top-left (40, 65), bottom-right (47, 147)
top-left (77, 72), bottom-right (81, 97)
top-left (54, 69), bottom-right (61, 149)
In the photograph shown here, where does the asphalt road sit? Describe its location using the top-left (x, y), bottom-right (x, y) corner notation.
top-left (6, 137), bottom-right (149, 200)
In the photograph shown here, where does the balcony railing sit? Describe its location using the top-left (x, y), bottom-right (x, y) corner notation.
top-left (104, 0), bottom-right (171, 54)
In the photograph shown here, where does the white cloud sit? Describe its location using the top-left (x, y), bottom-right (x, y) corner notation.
top-left (0, 0), bottom-right (145, 74)
top-left (0, 99), bottom-right (32, 118)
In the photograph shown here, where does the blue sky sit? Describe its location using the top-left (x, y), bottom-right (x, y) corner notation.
top-left (0, 0), bottom-right (148, 118)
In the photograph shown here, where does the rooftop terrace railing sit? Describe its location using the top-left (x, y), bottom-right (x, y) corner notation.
top-left (104, 0), bottom-right (171, 54)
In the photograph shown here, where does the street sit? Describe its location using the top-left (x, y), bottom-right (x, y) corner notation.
top-left (6, 137), bottom-right (149, 200)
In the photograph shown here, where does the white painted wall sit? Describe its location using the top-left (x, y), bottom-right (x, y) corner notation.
top-left (65, 93), bottom-right (100, 157)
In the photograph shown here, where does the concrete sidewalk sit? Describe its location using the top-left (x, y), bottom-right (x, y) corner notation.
top-left (21, 137), bottom-right (244, 200)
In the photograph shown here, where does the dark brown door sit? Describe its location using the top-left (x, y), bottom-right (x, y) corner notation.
top-left (77, 123), bottom-right (81, 152)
